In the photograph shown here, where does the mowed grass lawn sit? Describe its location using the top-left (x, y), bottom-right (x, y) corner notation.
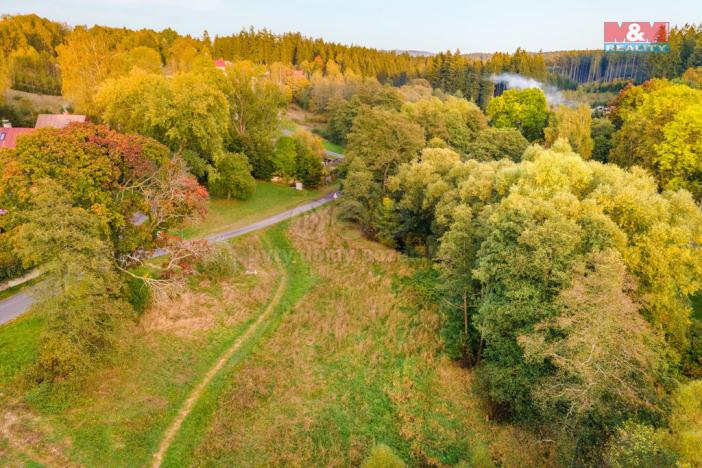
top-left (322, 139), bottom-right (344, 154)
top-left (178, 181), bottom-right (335, 239)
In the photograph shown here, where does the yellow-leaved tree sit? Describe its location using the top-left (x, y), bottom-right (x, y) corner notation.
top-left (544, 104), bottom-right (593, 158)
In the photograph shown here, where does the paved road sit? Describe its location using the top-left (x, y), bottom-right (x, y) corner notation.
top-left (0, 288), bottom-right (36, 326)
top-left (0, 192), bottom-right (338, 327)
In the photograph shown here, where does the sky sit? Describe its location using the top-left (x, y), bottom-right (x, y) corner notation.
top-left (2, 0), bottom-right (701, 53)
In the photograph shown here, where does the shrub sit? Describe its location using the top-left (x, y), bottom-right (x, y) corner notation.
top-left (197, 244), bottom-right (238, 280)
top-left (361, 444), bottom-right (406, 468)
top-left (604, 422), bottom-right (676, 468)
top-left (124, 276), bottom-right (151, 315)
top-left (667, 380), bottom-right (702, 466)
top-left (209, 152), bottom-right (256, 200)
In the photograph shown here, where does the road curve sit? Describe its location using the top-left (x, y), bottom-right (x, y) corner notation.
top-left (0, 192), bottom-right (338, 327)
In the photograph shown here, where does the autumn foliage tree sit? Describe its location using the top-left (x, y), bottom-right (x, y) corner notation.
top-left (610, 80), bottom-right (702, 200)
top-left (1, 123), bottom-right (208, 265)
top-left (1, 123), bottom-right (209, 381)
top-left (220, 60), bottom-right (287, 179)
top-left (544, 104), bottom-right (593, 158)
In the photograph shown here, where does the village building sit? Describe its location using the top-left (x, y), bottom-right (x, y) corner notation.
top-left (35, 113), bottom-right (87, 129)
top-left (0, 127), bottom-right (35, 149)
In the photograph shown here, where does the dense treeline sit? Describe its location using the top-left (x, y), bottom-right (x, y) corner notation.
top-left (213, 28), bottom-right (426, 84)
top-left (545, 51), bottom-right (650, 84)
top-left (649, 23), bottom-right (702, 78)
top-left (545, 24), bottom-right (702, 85)
top-left (422, 48), bottom-right (546, 108)
top-left (335, 73), bottom-right (702, 464)
top-left (3, 14), bottom-right (702, 106)
top-left (0, 13), bottom-right (551, 105)
top-left (0, 14), bottom-right (66, 94)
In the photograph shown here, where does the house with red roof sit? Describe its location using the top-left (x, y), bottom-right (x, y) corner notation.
top-left (0, 127), bottom-right (36, 149)
top-left (35, 114), bottom-right (87, 129)
top-left (214, 58), bottom-right (232, 72)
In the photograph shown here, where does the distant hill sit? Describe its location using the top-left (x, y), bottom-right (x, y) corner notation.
top-left (392, 49), bottom-right (435, 57)
top-left (462, 52), bottom-right (494, 61)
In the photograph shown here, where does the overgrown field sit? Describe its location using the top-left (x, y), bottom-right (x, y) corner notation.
top-left (165, 208), bottom-right (543, 467)
top-left (0, 209), bottom-right (543, 466)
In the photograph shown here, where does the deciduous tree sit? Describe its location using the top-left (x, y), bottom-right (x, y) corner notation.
top-left (486, 88), bottom-right (549, 141)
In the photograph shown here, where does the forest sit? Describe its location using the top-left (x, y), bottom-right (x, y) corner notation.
top-left (0, 11), bottom-right (701, 468)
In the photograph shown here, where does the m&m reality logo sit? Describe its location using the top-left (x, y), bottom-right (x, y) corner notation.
top-left (604, 22), bottom-right (669, 52)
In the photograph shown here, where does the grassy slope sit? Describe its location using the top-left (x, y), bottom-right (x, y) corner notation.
top-left (5, 89), bottom-right (67, 113)
top-left (177, 208), bottom-right (539, 466)
top-left (178, 181), bottom-right (333, 239)
top-left (0, 235), bottom-right (281, 467)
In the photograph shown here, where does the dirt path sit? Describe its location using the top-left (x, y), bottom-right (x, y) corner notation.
top-left (0, 404), bottom-right (76, 467)
top-left (151, 256), bottom-right (288, 468)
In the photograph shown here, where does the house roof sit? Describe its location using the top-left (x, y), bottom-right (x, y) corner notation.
top-left (35, 114), bottom-right (87, 129)
top-left (0, 128), bottom-right (36, 149)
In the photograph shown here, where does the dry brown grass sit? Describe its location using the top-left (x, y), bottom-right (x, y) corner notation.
top-left (0, 398), bottom-right (76, 467)
top-left (5, 89), bottom-right (67, 114)
top-left (142, 235), bottom-right (276, 337)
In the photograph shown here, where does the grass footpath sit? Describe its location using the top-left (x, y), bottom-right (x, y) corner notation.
top-left (160, 224), bottom-right (316, 467)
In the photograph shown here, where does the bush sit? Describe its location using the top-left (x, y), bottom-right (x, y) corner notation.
top-left (123, 276), bottom-right (151, 315)
top-left (427, 137), bottom-right (448, 148)
top-left (469, 441), bottom-right (494, 468)
top-left (604, 422), bottom-right (676, 468)
top-left (361, 444), bottom-right (406, 468)
top-left (28, 284), bottom-right (131, 384)
top-left (197, 244), bottom-right (238, 280)
top-left (465, 127), bottom-right (528, 162)
top-left (667, 380), bottom-right (702, 466)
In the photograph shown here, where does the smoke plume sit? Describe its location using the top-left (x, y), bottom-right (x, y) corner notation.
top-left (490, 72), bottom-right (572, 106)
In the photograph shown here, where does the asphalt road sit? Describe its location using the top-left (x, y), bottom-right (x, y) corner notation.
top-left (0, 289), bottom-right (36, 326)
top-left (0, 192), bottom-right (338, 327)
